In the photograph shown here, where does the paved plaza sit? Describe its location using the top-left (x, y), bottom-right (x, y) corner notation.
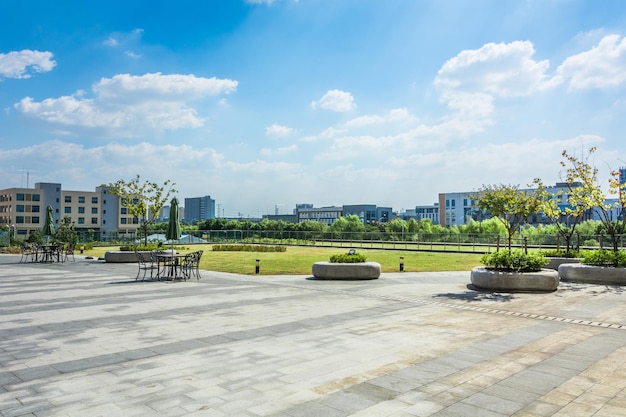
top-left (1, 254), bottom-right (626, 416)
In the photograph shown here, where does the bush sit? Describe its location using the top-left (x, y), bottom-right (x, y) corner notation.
top-left (581, 250), bottom-right (626, 267)
top-left (480, 250), bottom-right (547, 272)
top-left (120, 244), bottom-right (162, 251)
top-left (329, 252), bottom-right (368, 263)
top-left (539, 249), bottom-right (581, 258)
top-left (212, 244), bottom-right (287, 253)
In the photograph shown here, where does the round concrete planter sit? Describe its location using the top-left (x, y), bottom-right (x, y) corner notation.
top-left (312, 261), bottom-right (381, 280)
top-left (545, 257), bottom-right (580, 270)
top-left (558, 263), bottom-right (626, 285)
top-left (104, 249), bottom-right (176, 263)
top-left (470, 267), bottom-right (559, 292)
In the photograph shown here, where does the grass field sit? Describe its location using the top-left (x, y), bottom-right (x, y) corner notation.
top-left (85, 244), bottom-right (483, 275)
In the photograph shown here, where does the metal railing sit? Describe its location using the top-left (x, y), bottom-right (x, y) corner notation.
top-left (80, 230), bottom-right (626, 254)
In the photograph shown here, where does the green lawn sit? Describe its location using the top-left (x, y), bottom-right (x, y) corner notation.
top-left (85, 244), bottom-right (483, 275)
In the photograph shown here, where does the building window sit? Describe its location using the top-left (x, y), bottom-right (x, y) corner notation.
top-left (91, 207), bottom-right (98, 214)
top-left (16, 193), bottom-right (25, 201)
top-left (78, 196), bottom-right (85, 203)
top-left (121, 218), bottom-right (127, 224)
top-left (91, 197), bottom-right (98, 204)
top-left (91, 218), bottom-right (98, 224)
top-left (78, 218), bottom-right (85, 224)
top-left (32, 194), bottom-right (40, 201)
top-left (64, 196), bottom-right (72, 203)
top-left (64, 207), bottom-right (71, 214)
top-left (32, 205), bottom-right (40, 213)
top-left (78, 207), bottom-right (85, 214)
top-left (16, 205), bottom-right (24, 212)
top-left (132, 218), bottom-right (139, 224)
top-left (121, 208), bottom-right (127, 215)
top-left (16, 216), bottom-right (24, 223)
top-left (32, 216), bottom-right (39, 224)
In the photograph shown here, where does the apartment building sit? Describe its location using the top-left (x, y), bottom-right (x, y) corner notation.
top-left (0, 183), bottom-right (143, 240)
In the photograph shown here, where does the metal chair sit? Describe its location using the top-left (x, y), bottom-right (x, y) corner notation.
top-left (63, 243), bottom-right (75, 262)
top-left (19, 243), bottom-right (36, 263)
top-left (135, 251), bottom-right (157, 281)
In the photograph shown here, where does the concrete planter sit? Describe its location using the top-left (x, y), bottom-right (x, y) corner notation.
top-left (558, 263), bottom-right (626, 285)
top-left (312, 261), bottom-right (381, 280)
top-left (545, 257), bottom-right (580, 270)
top-left (104, 250), bottom-right (176, 263)
top-left (470, 267), bottom-right (559, 292)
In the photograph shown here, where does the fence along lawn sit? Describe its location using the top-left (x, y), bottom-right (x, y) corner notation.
top-left (86, 244), bottom-right (483, 275)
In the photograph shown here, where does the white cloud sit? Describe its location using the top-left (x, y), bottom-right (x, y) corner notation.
top-left (435, 40), bottom-right (560, 98)
top-left (265, 123), bottom-right (295, 139)
top-left (311, 89), bottom-right (356, 112)
top-left (0, 50), bottom-right (56, 80)
top-left (245, 0), bottom-right (275, 4)
top-left (344, 108), bottom-right (416, 128)
top-left (14, 72), bottom-right (238, 137)
top-left (557, 34), bottom-right (626, 90)
top-left (260, 144), bottom-right (298, 156)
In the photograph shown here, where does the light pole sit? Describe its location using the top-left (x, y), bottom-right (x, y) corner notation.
top-left (11, 224), bottom-right (16, 242)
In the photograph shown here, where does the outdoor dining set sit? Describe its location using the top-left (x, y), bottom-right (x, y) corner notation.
top-left (19, 243), bottom-right (75, 264)
top-left (136, 249), bottom-right (203, 282)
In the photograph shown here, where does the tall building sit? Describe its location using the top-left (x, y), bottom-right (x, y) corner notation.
top-left (184, 195), bottom-right (215, 223)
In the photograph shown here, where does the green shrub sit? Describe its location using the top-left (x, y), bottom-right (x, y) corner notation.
top-left (212, 244), bottom-right (287, 253)
top-left (329, 252), bottom-right (368, 263)
top-left (480, 250), bottom-right (547, 272)
top-left (581, 250), bottom-right (626, 267)
top-left (539, 249), bottom-right (581, 258)
top-left (120, 244), bottom-right (162, 251)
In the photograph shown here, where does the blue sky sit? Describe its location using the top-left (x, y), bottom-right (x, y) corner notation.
top-left (2, 0), bottom-right (626, 217)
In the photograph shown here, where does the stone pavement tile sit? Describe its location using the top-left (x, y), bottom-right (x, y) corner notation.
top-left (366, 374), bottom-right (423, 394)
top-left (593, 404), bottom-right (626, 417)
top-left (480, 384), bottom-right (542, 407)
top-left (511, 400), bottom-right (562, 417)
top-left (432, 401), bottom-right (510, 417)
top-left (273, 401), bottom-right (345, 417)
top-left (461, 391), bottom-right (525, 415)
top-left (346, 399), bottom-right (417, 417)
top-left (550, 400), bottom-right (603, 416)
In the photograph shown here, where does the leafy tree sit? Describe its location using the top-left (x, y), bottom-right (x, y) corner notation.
top-left (561, 147), bottom-right (626, 265)
top-left (533, 154), bottom-right (596, 252)
top-left (471, 184), bottom-right (542, 250)
top-left (103, 175), bottom-right (176, 246)
top-left (54, 216), bottom-right (78, 245)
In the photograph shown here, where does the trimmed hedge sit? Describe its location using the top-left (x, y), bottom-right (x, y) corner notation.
top-left (212, 244), bottom-right (287, 253)
top-left (582, 250), bottom-right (626, 267)
top-left (480, 250), bottom-right (547, 272)
top-left (329, 252), bottom-right (368, 263)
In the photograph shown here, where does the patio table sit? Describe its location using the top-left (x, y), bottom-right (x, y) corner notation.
top-left (155, 253), bottom-right (187, 280)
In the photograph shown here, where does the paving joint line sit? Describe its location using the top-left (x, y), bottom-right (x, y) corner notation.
top-left (231, 275), bottom-right (626, 331)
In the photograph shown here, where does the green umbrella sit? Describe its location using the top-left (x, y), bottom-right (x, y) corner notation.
top-left (42, 205), bottom-right (55, 242)
top-left (165, 197), bottom-right (181, 247)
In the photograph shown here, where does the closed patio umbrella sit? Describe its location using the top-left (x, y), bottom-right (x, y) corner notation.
top-left (42, 205), bottom-right (55, 243)
top-left (165, 197), bottom-right (181, 250)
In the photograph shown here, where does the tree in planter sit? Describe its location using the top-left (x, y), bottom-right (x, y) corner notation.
top-left (532, 176), bottom-right (590, 254)
top-left (471, 184), bottom-right (543, 251)
top-left (561, 147), bottom-right (626, 266)
top-left (103, 175), bottom-right (176, 247)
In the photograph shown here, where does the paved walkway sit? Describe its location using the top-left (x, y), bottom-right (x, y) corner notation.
top-left (1, 255), bottom-right (626, 417)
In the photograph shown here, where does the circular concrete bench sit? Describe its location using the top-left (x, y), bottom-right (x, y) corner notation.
top-left (312, 261), bottom-right (381, 280)
top-left (559, 263), bottom-right (626, 285)
top-left (470, 267), bottom-right (559, 292)
top-left (104, 250), bottom-right (175, 263)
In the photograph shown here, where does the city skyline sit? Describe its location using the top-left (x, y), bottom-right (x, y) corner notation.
top-left (2, 1), bottom-right (626, 218)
